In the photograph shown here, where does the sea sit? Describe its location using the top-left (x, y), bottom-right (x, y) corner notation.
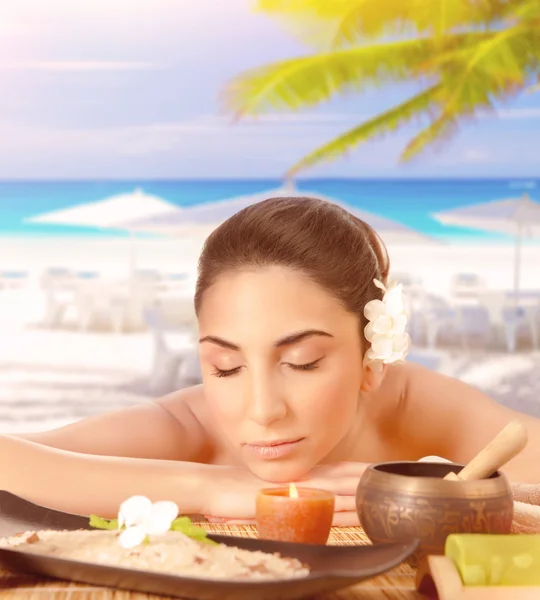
top-left (1, 178), bottom-right (538, 243)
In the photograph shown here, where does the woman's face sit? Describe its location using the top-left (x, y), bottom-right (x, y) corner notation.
top-left (197, 266), bottom-right (366, 483)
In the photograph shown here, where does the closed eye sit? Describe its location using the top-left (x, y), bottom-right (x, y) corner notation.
top-left (211, 366), bottom-right (242, 378)
top-left (287, 358), bottom-right (322, 372)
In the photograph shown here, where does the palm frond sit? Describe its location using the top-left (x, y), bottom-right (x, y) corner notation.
top-left (400, 113), bottom-right (458, 161)
top-left (285, 84), bottom-right (443, 177)
top-left (437, 23), bottom-right (540, 111)
top-left (257, 0), bottom-right (407, 47)
top-left (224, 33), bottom-right (490, 116)
top-left (401, 22), bottom-right (540, 160)
top-left (235, 0), bottom-right (540, 175)
top-left (504, 0), bottom-right (540, 22)
top-left (256, 0), bottom-right (505, 47)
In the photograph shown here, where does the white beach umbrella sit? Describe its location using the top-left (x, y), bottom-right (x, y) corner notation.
top-left (433, 193), bottom-right (540, 300)
top-left (122, 185), bottom-right (440, 246)
top-left (26, 188), bottom-right (181, 276)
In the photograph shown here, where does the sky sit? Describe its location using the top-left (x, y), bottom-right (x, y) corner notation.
top-left (1, 0), bottom-right (539, 179)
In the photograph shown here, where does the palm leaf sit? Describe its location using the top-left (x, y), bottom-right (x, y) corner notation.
top-left (285, 84), bottom-right (443, 176)
top-left (400, 113), bottom-right (459, 161)
top-left (401, 22), bottom-right (540, 160)
top-left (234, 0), bottom-right (540, 175)
top-left (256, 0), bottom-right (504, 47)
top-left (432, 23), bottom-right (540, 92)
top-left (224, 33), bottom-right (489, 116)
top-left (257, 0), bottom-right (407, 47)
top-left (506, 0), bottom-right (540, 22)
top-left (441, 23), bottom-right (540, 109)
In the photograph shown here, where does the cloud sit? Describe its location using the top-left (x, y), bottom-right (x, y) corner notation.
top-left (0, 115), bottom-right (394, 177)
top-left (0, 61), bottom-right (161, 71)
top-left (462, 149), bottom-right (493, 164)
top-left (496, 108), bottom-right (540, 120)
top-left (0, 23), bottom-right (41, 37)
top-left (0, 116), bottom-right (351, 156)
top-left (0, 105), bottom-right (538, 178)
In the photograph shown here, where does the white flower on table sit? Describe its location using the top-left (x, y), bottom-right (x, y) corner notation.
top-left (117, 495), bottom-right (179, 549)
top-left (363, 279), bottom-right (411, 370)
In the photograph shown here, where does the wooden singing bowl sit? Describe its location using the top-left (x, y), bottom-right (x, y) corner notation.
top-left (356, 461), bottom-right (513, 565)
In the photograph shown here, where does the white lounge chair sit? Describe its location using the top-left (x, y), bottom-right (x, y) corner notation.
top-left (143, 306), bottom-right (200, 395)
top-left (423, 295), bottom-right (458, 349)
top-left (455, 304), bottom-right (493, 349)
top-left (450, 272), bottom-right (487, 304)
top-left (501, 305), bottom-right (538, 353)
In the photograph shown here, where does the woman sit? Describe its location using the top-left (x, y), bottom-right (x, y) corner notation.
top-left (1, 196), bottom-right (539, 525)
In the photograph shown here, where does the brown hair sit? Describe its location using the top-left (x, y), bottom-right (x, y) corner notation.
top-left (194, 196), bottom-right (390, 337)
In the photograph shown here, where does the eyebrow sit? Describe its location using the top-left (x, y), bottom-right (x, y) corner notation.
top-left (199, 329), bottom-right (333, 351)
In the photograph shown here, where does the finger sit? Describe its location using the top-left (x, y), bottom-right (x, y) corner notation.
top-left (332, 512), bottom-right (361, 527)
top-left (334, 495), bottom-right (357, 512)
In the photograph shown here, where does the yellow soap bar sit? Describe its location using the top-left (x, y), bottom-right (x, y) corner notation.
top-left (445, 534), bottom-right (540, 586)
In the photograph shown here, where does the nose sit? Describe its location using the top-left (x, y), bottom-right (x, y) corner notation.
top-left (245, 372), bottom-right (288, 426)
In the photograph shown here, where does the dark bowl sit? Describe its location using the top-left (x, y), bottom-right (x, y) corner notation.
top-left (356, 461), bottom-right (513, 565)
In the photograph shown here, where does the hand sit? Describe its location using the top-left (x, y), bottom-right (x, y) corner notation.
top-left (203, 462), bottom-right (368, 526)
top-left (203, 466), bottom-right (278, 523)
top-left (295, 462), bottom-right (368, 526)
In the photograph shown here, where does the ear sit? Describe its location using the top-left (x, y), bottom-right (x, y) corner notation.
top-left (360, 362), bottom-right (388, 393)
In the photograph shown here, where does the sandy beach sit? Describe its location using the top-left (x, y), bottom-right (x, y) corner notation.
top-left (0, 327), bottom-right (154, 433)
top-left (2, 236), bottom-right (540, 297)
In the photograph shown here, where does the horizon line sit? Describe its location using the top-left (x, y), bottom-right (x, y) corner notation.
top-left (0, 176), bottom-right (538, 183)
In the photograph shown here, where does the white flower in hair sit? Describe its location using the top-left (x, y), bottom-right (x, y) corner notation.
top-left (117, 495), bottom-right (179, 549)
top-left (363, 278), bottom-right (411, 370)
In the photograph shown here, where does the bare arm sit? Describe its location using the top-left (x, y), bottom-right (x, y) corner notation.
top-left (401, 362), bottom-right (540, 483)
top-left (0, 386), bottom-right (219, 517)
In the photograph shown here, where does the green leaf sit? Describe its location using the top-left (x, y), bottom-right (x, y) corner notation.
top-left (401, 22), bottom-right (540, 160)
top-left (400, 112), bottom-right (457, 161)
top-left (89, 515), bottom-right (119, 530)
top-left (285, 84), bottom-right (443, 176)
top-left (224, 30), bottom-right (498, 118)
top-left (170, 517), bottom-right (218, 546)
top-left (256, 0), bottom-right (506, 47)
top-left (505, 0), bottom-right (540, 23)
top-left (89, 514), bottom-right (217, 545)
top-left (228, 13), bottom-right (540, 172)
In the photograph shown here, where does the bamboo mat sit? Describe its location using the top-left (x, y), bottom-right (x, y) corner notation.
top-left (0, 525), bottom-right (422, 599)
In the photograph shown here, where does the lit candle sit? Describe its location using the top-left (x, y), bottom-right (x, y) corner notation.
top-left (255, 484), bottom-right (335, 544)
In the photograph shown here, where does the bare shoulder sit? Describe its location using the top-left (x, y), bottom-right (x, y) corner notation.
top-left (387, 360), bottom-right (540, 465)
top-left (153, 384), bottom-right (217, 458)
top-left (155, 384), bottom-right (224, 461)
top-left (12, 385), bottom-right (214, 463)
top-left (154, 384), bottom-right (206, 433)
top-left (368, 362), bottom-right (413, 450)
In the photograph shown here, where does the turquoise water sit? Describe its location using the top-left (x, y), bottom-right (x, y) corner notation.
top-left (1, 178), bottom-right (538, 241)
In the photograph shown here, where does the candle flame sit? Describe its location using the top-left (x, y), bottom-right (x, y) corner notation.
top-left (289, 483), bottom-right (299, 498)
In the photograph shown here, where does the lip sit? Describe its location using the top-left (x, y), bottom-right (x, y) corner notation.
top-left (243, 438), bottom-right (305, 460)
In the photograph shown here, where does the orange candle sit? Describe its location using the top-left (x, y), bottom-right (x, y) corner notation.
top-left (256, 484), bottom-right (335, 544)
